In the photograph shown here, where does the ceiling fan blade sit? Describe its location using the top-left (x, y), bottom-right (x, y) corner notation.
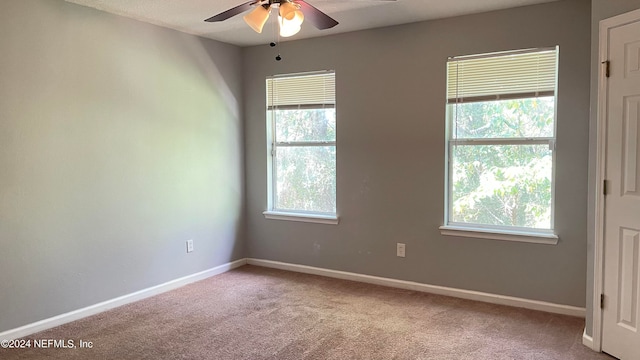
top-left (296, 0), bottom-right (339, 30)
top-left (205, 1), bottom-right (258, 22)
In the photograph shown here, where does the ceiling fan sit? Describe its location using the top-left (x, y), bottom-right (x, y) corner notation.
top-left (205, 0), bottom-right (395, 38)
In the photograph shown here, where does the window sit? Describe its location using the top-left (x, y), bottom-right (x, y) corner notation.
top-left (441, 47), bottom-right (559, 243)
top-left (264, 71), bottom-right (337, 224)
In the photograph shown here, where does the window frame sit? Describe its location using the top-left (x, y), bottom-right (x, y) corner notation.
top-left (440, 47), bottom-right (560, 244)
top-left (263, 71), bottom-right (338, 225)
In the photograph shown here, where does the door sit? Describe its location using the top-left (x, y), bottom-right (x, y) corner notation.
top-left (602, 12), bottom-right (640, 360)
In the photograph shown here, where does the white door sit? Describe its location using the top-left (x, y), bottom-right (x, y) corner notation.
top-left (602, 11), bottom-right (640, 360)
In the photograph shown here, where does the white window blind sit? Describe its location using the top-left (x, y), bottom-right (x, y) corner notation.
top-left (447, 47), bottom-right (558, 104)
top-left (267, 71), bottom-right (335, 109)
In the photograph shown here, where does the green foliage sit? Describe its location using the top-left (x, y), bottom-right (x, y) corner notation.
top-left (272, 108), bottom-right (336, 213)
top-left (450, 97), bottom-right (554, 229)
top-left (452, 97), bottom-right (554, 139)
top-left (275, 109), bottom-right (335, 143)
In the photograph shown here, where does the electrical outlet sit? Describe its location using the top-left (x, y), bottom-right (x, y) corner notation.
top-left (397, 243), bottom-right (406, 258)
top-left (186, 239), bottom-right (194, 253)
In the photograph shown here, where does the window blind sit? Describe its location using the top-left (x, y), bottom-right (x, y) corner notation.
top-left (447, 47), bottom-right (558, 104)
top-left (267, 71), bottom-right (335, 110)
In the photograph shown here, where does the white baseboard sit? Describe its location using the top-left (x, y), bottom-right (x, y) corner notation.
top-left (582, 328), bottom-right (595, 349)
top-left (1, 257), bottom-right (586, 341)
top-left (246, 258), bottom-right (586, 318)
top-left (0, 258), bottom-right (247, 340)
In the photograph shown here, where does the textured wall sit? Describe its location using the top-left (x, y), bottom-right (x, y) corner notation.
top-left (244, 0), bottom-right (591, 307)
top-left (0, 0), bottom-right (245, 332)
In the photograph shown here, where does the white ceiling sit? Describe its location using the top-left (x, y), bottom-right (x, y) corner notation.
top-left (66, 0), bottom-right (558, 47)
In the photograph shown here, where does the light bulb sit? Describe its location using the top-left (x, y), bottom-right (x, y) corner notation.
top-left (278, 15), bottom-right (301, 37)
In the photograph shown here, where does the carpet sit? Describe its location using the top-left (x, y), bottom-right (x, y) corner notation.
top-left (0, 265), bottom-right (613, 359)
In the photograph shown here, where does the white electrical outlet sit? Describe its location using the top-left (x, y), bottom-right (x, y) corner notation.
top-left (186, 239), bottom-right (194, 253)
top-left (397, 243), bottom-right (406, 258)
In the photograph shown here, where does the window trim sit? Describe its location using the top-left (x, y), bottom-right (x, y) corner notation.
top-left (263, 210), bottom-right (339, 225)
top-left (439, 225), bottom-right (558, 245)
top-left (265, 71), bottom-right (338, 223)
top-left (443, 47), bottom-right (559, 242)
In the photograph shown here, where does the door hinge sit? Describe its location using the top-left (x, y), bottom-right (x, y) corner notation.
top-left (602, 60), bottom-right (610, 78)
top-left (603, 180), bottom-right (609, 195)
top-left (600, 294), bottom-right (605, 309)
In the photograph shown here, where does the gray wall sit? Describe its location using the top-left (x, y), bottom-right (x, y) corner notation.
top-left (585, 0), bottom-right (640, 338)
top-left (0, 0), bottom-right (245, 332)
top-left (244, 0), bottom-right (591, 307)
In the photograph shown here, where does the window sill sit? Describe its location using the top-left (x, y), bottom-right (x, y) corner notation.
top-left (439, 225), bottom-right (558, 245)
top-left (263, 211), bottom-right (339, 225)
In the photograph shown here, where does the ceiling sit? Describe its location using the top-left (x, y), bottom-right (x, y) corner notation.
top-left (65, 0), bottom-right (558, 47)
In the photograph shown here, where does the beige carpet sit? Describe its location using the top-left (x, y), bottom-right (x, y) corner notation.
top-left (1, 265), bottom-right (612, 359)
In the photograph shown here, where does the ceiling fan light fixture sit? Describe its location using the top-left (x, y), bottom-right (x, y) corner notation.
top-left (278, 15), bottom-right (302, 37)
top-left (279, 1), bottom-right (304, 26)
top-left (279, 22), bottom-right (301, 37)
top-left (206, 0), bottom-right (341, 35)
top-left (278, 1), bottom-right (304, 38)
top-left (243, 5), bottom-right (270, 33)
